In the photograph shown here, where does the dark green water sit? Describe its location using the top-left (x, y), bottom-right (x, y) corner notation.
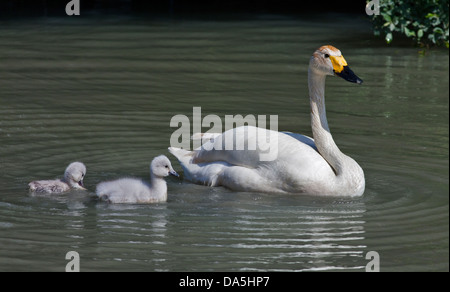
top-left (0, 15), bottom-right (448, 271)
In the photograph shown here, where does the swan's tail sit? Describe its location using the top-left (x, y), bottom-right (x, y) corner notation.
top-left (168, 146), bottom-right (227, 187)
top-left (168, 147), bottom-right (194, 165)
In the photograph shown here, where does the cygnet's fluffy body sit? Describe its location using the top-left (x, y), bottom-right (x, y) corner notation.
top-left (96, 155), bottom-right (179, 204)
top-left (28, 162), bottom-right (87, 194)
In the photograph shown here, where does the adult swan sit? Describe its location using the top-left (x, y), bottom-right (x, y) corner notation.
top-left (169, 45), bottom-right (365, 197)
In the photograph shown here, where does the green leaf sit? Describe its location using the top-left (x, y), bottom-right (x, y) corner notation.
top-left (418, 29), bottom-right (424, 39)
top-left (386, 33), bottom-right (393, 44)
top-left (369, 0), bottom-right (449, 47)
top-left (404, 27), bottom-right (410, 35)
top-left (431, 18), bottom-right (441, 26)
top-left (429, 33), bottom-right (436, 43)
top-left (382, 13), bottom-right (392, 23)
top-left (404, 27), bottom-right (416, 37)
top-left (434, 27), bottom-right (445, 35)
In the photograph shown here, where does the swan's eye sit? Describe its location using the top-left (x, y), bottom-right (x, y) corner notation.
top-left (165, 165), bottom-right (169, 169)
top-left (324, 54), bottom-right (330, 58)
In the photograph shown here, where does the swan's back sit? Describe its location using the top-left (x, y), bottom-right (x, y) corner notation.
top-left (189, 126), bottom-right (330, 176)
top-left (192, 126), bottom-right (319, 165)
top-left (170, 126), bottom-right (337, 193)
top-left (28, 179), bottom-right (70, 193)
top-left (96, 178), bottom-right (153, 203)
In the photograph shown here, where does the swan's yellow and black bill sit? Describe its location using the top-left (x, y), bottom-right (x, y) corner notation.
top-left (330, 55), bottom-right (348, 73)
top-left (330, 55), bottom-right (363, 84)
top-left (336, 66), bottom-right (363, 84)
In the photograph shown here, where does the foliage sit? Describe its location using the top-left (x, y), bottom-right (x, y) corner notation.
top-left (368, 0), bottom-right (449, 47)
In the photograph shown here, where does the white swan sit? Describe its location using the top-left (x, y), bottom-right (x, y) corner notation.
top-left (28, 162), bottom-right (87, 193)
top-left (95, 155), bottom-right (179, 204)
top-left (169, 45), bottom-right (365, 197)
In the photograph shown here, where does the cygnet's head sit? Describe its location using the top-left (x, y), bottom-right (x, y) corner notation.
top-left (64, 162), bottom-right (87, 190)
top-left (150, 155), bottom-right (179, 178)
top-left (310, 45), bottom-right (363, 84)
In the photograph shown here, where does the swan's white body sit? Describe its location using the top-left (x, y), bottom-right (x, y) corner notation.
top-left (95, 155), bottom-right (179, 204)
top-left (169, 45), bottom-right (365, 197)
top-left (28, 162), bottom-right (87, 193)
top-left (96, 177), bottom-right (168, 204)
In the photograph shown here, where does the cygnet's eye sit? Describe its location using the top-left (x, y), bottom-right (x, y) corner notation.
top-left (324, 53), bottom-right (330, 58)
top-left (165, 165), bottom-right (169, 169)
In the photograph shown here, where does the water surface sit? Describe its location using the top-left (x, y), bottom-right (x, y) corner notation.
top-left (0, 15), bottom-right (448, 272)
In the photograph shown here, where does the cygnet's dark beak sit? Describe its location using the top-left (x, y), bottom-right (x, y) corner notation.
top-left (169, 170), bottom-right (180, 177)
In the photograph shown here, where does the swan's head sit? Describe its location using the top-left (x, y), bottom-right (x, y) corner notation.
top-left (151, 155), bottom-right (179, 178)
top-left (310, 45), bottom-right (363, 84)
top-left (64, 162), bottom-right (87, 190)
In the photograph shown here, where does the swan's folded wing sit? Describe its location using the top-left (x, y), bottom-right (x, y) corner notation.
top-left (191, 126), bottom-right (319, 168)
top-left (28, 180), bottom-right (70, 193)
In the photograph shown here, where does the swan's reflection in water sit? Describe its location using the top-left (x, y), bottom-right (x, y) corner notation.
top-left (58, 192), bottom-right (366, 271)
top-left (196, 200), bottom-right (367, 272)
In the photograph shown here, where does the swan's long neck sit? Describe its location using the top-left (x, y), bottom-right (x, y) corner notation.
top-left (150, 174), bottom-right (168, 201)
top-left (308, 69), bottom-right (346, 175)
